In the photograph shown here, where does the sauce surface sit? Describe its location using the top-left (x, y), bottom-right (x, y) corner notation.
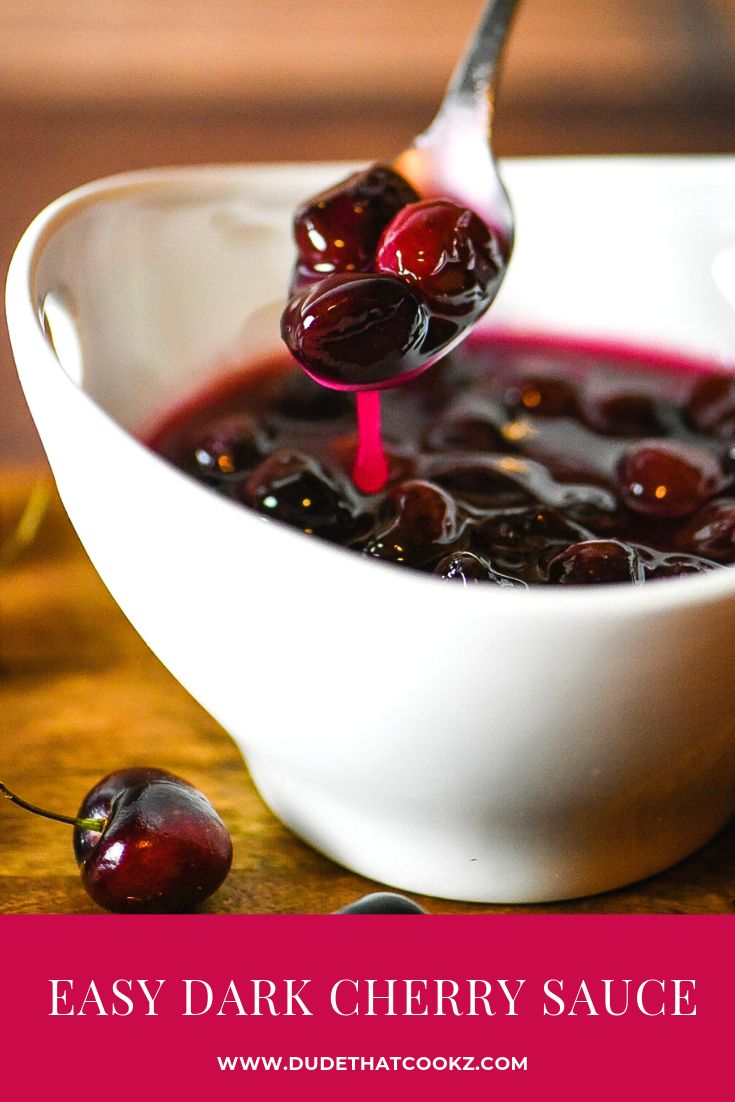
top-left (147, 335), bottom-right (735, 586)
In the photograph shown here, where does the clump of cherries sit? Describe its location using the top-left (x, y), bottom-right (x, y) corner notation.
top-left (281, 164), bottom-right (503, 491)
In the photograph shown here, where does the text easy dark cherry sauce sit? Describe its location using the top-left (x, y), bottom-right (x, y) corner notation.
top-left (147, 333), bottom-right (735, 587)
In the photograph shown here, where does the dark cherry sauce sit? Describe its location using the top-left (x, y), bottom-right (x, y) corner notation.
top-left (147, 334), bottom-right (735, 587)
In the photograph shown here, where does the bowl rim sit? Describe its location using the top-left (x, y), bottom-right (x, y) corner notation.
top-left (7, 155), bottom-right (735, 620)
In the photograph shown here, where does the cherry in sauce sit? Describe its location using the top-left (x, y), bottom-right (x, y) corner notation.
top-left (149, 335), bottom-right (734, 587)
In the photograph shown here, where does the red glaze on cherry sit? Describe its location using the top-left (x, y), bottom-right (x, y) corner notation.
top-left (282, 165), bottom-right (502, 404)
top-left (376, 198), bottom-right (502, 317)
top-left (281, 272), bottom-right (430, 390)
top-left (618, 440), bottom-right (725, 518)
top-left (292, 164), bottom-right (419, 283)
top-left (73, 768), bottom-right (232, 913)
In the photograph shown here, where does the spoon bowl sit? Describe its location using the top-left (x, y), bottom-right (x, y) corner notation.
top-left (282, 0), bottom-right (519, 405)
top-left (393, 0), bottom-right (518, 256)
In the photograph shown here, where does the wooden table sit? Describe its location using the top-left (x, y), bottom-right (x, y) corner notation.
top-left (1, 469), bottom-right (734, 915)
top-left (1, 0), bottom-right (734, 913)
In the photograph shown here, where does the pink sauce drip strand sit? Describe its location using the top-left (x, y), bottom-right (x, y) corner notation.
top-left (353, 390), bottom-right (389, 493)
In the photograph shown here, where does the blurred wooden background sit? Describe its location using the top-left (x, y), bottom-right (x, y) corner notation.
top-left (2, 0), bottom-right (735, 915)
top-left (2, 0), bottom-right (735, 460)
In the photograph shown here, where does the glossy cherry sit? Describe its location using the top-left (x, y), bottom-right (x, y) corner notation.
top-left (1, 768), bottom-right (232, 913)
top-left (618, 440), bottom-right (725, 518)
top-left (675, 497), bottom-right (735, 563)
top-left (338, 892), bottom-right (427, 914)
top-left (365, 480), bottom-right (460, 567)
top-left (292, 164), bottom-right (419, 281)
top-left (188, 414), bottom-right (270, 484)
top-left (547, 540), bottom-right (643, 585)
top-left (281, 272), bottom-right (430, 392)
top-left (242, 449), bottom-right (356, 533)
top-left (376, 198), bottom-right (501, 317)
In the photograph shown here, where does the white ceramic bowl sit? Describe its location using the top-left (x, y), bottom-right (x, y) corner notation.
top-left (7, 157), bottom-right (735, 903)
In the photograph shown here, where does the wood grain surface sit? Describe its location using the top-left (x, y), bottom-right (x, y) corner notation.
top-left (1, 470), bottom-right (734, 914)
top-left (1, 0), bottom-right (735, 914)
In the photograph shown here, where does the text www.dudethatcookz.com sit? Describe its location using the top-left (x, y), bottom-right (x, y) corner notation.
top-left (216, 1054), bottom-right (528, 1072)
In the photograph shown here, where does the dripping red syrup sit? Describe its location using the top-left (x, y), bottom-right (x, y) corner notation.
top-left (145, 330), bottom-right (735, 587)
top-left (354, 391), bottom-right (389, 494)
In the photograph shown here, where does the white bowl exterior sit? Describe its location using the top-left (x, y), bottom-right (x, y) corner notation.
top-left (7, 158), bottom-right (735, 902)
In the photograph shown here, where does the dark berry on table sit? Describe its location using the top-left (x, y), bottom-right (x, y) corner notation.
top-left (686, 374), bottom-right (735, 439)
top-left (0, 771), bottom-right (232, 914)
top-left (547, 540), bottom-right (644, 585)
top-left (292, 164), bottom-right (419, 279)
top-left (674, 498), bottom-right (735, 563)
top-left (618, 440), bottom-right (725, 518)
top-left (364, 480), bottom-right (460, 567)
top-left (281, 273), bottom-right (430, 391)
top-left (338, 892), bottom-right (427, 914)
top-left (242, 449), bottom-right (356, 534)
top-left (376, 198), bottom-right (501, 318)
top-left (71, 768), bottom-right (232, 913)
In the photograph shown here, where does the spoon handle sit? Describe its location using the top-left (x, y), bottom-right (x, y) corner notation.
top-left (445, 0), bottom-right (520, 107)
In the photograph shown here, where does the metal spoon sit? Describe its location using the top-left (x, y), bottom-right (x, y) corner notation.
top-left (393, 0), bottom-right (519, 258)
top-left (355, 0), bottom-right (521, 491)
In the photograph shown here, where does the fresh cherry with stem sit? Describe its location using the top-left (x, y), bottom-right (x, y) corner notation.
top-left (0, 768), bottom-right (233, 913)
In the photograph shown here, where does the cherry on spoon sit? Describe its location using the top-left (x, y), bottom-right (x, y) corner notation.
top-left (282, 0), bottom-right (519, 493)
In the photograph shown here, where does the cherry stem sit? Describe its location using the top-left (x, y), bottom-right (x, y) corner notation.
top-left (0, 782), bottom-right (106, 833)
top-left (353, 390), bottom-right (389, 493)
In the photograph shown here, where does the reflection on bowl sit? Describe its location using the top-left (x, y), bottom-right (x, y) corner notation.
top-left (7, 158), bottom-right (735, 902)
